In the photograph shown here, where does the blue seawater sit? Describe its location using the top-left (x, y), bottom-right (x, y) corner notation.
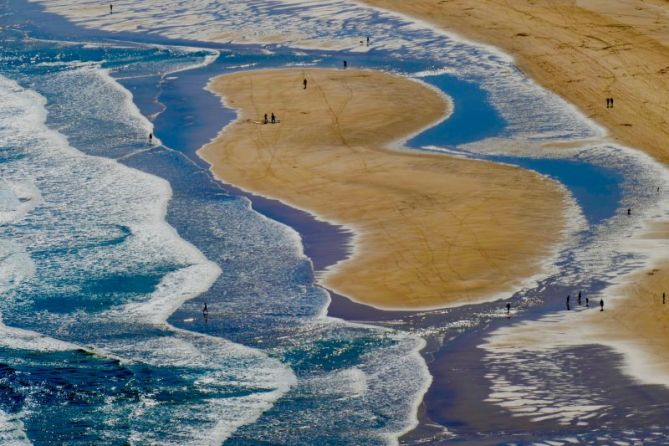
top-left (0, 21), bottom-right (428, 446)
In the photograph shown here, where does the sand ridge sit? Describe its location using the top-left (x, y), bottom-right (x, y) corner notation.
top-left (199, 68), bottom-right (568, 309)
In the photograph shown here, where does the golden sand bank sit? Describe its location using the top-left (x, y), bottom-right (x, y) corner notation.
top-left (360, 0), bottom-right (669, 164)
top-left (198, 68), bottom-right (567, 309)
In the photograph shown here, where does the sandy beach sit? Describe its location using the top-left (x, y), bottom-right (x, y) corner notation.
top-left (199, 68), bottom-right (567, 309)
top-left (360, 0), bottom-right (669, 164)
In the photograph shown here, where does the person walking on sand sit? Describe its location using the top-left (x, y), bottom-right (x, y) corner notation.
top-left (264, 113), bottom-right (268, 124)
top-left (578, 291), bottom-right (582, 306)
top-left (586, 297), bottom-right (590, 307)
top-left (506, 302), bottom-right (511, 315)
top-left (271, 113), bottom-right (276, 124)
top-left (610, 97), bottom-right (614, 108)
top-left (303, 78), bottom-right (307, 89)
top-left (600, 298), bottom-right (604, 311)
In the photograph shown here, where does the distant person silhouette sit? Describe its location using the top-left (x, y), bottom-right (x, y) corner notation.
top-left (264, 113), bottom-right (268, 124)
top-left (110, 4), bottom-right (113, 13)
top-left (506, 302), bottom-right (511, 315)
top-left (303, 78), bottom-right (307, 89)
top-left (578, 291), bottom-right (582, 306)
top-left (610, 97), bottom-right (614, 108)
top-left (271, 113), bottom-right (276, 124)
top-left (627, 208), bottom-right (631, 216)
top-left (366, 36), bottom-right (370, 46)
top-left (600, 298), bottom-right (604, 311)
top-left (664, 292), bottom-right (666, 305)
top-left (343, 60), bottom-right (347, 69)
top-left (148, 132), bottom-right (153, 144)
top-left (567, 294), bottom-right (570, 310)
top-left (586, 297), bottom-right (589, 307)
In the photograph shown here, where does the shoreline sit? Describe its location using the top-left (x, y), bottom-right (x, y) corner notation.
top-left (198, 67), bottom-right (570, 310)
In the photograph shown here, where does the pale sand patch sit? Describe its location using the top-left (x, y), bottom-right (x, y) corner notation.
top-left (358, 0), bottom-right (669, 165)
top-left (600, 265), bottom-right (669, 384)
top-left (198, 68), bottom-right (567, 309)
top-left (585, 220), bottom-right (669, 385)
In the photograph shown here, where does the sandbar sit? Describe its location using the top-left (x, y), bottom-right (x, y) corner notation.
top-left (199, 68), bottom-right (567, 309)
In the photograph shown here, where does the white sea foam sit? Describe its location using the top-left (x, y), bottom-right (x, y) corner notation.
top-left (118, 330), bottom-right (297, 446)
top-left (0, 181), bottom-right (41, 225)
top-left (0, 410), bottom-right (31, 446)
top-left (0, 72), bottom-right (297, 444)
top-left (121, 262), bottom-right (221, 324)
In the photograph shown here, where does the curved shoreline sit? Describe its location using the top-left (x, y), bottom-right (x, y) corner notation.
top-left (198, 67), bottom-right (569, 310)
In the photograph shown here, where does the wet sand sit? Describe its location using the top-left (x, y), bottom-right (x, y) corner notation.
top-left (199, 68), bottom-right (568, 309)
top-left (360, 0), bottom-right (669, 165)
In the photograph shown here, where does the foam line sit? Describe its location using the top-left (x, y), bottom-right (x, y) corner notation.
top-left (0, 71), bottom-right (296, 444)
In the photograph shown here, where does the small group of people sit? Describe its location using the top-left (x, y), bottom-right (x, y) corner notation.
top-left (506, 287), bottom-right (652, 317)
top-left (263, 113), bottom-right (278, 124)
top-left (566, 291), bottom-right (603, 311)
top-left (606, 97), bottom-right (615, 108)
